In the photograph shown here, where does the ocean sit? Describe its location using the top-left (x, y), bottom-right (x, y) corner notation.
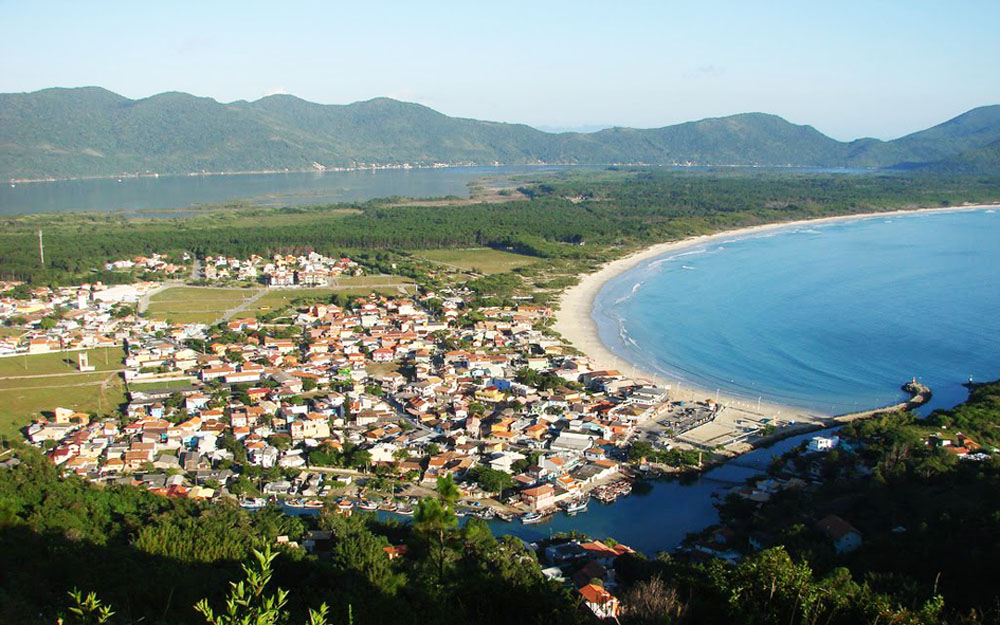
top-left (593, 207), bottom-right (1000, 416)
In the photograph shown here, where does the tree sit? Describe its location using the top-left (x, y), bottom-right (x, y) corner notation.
top-left (468, 466), bottom-right (514, 494)
top-left (414, 474), bottom-right (460, 584)
top-left (194, 546), bottom-right (330, 625)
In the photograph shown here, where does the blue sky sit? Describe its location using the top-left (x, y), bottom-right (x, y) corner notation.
top-left (2, 0), bottom-right (998, 140)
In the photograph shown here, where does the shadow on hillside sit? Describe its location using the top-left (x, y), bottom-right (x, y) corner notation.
top-left (0, 525), bottom-right (400, 625)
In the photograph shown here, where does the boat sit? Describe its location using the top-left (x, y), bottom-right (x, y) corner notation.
top-left (285, 499), bottom-right (306, 508)
top-left (357, 499), bottom-right (378, 511)
top-left (476, 508), bottom-right (495, 520)
top-left (239, 497), bottom-right (267, 509)
top-left (336, 499), bottom-right (354, 511)
top-left (303, 499), bottom-right (324, 509)
top-left (379, 500), bottom-right (398, 512)
top-left (564, 498), bottom-right (589, 515)
top-left (495, 511), bottom-right (514, 523)
top-left (520, 511), bottom-right (551, 525)
top-left (396, 504), bottom-right (414, 516)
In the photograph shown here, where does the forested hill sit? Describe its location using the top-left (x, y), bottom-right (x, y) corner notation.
top-left (2, 87), bottom-right (1000, 179)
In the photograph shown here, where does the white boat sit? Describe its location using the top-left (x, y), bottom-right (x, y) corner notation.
top-left (564, 499), bottom-right (589, 515)
top-left (521, 511), bottom-right (551, 525)
top-left (357, 499), bottom-right (378, 511)
top-left (396, 505), bottom-right (414, 516)
top-left (239, 497), bottom-right (267, 509)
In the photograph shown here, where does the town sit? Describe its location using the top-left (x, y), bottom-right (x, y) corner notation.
top-left (0, 249), bottom-right (728, 527)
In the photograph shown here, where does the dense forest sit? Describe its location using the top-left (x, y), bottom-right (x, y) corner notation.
top-left (3, 169), bottom-right (1000, 285)
top-left (4, 87), bottom-right (1000, 179)
top-left (2, 382), bottom-right (999, 624)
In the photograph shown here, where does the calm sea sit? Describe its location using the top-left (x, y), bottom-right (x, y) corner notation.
top-left (594, 207), bottom-right (1000, 416)
top-left (0, 165), bottom-right (559, 217)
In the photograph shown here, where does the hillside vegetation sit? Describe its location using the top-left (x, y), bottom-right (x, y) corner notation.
top-left (3, 87), bottom-right (1000, 178)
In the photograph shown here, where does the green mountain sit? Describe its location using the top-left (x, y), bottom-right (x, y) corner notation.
top-left (844, 105), bottom-right (1000, 168)
top-left (2, 87), bottom-right (999, 179)
top-left (912, 138), bottom-right (1000, 174)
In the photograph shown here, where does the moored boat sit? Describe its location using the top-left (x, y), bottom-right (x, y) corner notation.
top-left (239, 497), bottom-right (267, 509)
top-left (520, 511), bottom-right (551, 524)
top-left (564, 498), bottom-right (589, 515)
top-left (357, 499), bottom-right (378, 511)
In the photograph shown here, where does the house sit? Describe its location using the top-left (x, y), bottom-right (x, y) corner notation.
top-left (520, 483), bottom-right (555, 511)
top-left (578, 584), bottom-right (620, 620)
top-left (816, 514), bottom-right (862, 553)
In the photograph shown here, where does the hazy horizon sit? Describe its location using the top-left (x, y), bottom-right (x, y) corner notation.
top-left (2, 1), bottom-right (999, 141)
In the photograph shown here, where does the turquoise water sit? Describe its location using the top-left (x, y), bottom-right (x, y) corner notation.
top-left (0, 166), bottom-right (559, 217)
top-left (594, 207), bottom-right (1000, 415)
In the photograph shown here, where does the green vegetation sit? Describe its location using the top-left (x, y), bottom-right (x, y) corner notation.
top-left (0, 346), bottom-right (124, 376)
top-left (0, 347), bottom-right (127, 437)
top-left (0, 448), bottom-right (581, 625)
top-left (146, 287), bottom-right (259, 324)
top-left (4, 87), bottom-right (1000, 179)
top-left (4, 169), bottom-right (1000, 287)
top-left (0, 373), bottom-right (125, 439)
top-left (416, 248), bottom-right (540, 274)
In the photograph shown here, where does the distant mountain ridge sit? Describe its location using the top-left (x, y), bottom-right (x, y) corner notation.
top-left (2, 87), bottom-right (999, 179)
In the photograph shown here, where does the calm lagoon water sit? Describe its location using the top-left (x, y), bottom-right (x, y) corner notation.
top-left (594, 207), bottom-right (1000, 416)
top-left (0, 166), bottom-right (559, 217)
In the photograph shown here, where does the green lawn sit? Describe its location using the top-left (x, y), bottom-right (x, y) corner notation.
top-left (148, 286), bottom-right (259, 303)
top-left (0, 372), bottom-right (126, 439)
top-left (334, 275), bottom-right (415, 287)
top-left (249, 285), bottom-right (416, 317)
top-left (147, 286), bottom-right (261, 324)
top-left (415, 248), bottom-right (539, 274)
top-left (0, 346), bottom-right (125, 377)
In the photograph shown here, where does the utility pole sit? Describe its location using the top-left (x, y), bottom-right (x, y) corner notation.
top-left (38, 229), bottom-right (44, 266)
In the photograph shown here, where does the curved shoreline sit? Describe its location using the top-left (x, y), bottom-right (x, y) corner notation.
top-left (552, 203), bottom-right (998, 429)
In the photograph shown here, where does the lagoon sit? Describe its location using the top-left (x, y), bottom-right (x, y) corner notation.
top-left (0, 165), bottom-right (556, 217)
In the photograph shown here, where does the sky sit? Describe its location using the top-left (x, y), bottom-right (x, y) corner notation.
top-left (2, 0), bottom-right (998, 141)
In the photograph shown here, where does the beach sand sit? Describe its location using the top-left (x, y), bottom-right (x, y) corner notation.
top-left (552, 203), bottom-right (998, 438)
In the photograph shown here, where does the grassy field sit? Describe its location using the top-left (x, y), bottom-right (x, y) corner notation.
top-left (128, 379), bottom-right (196, 391)
top-left (148, 286), bottom-right (259, 302)
top-left (334, 275), bottom-right (415, 287)
top-left (249, 285), bottom-right (416, 317)
top-left (147, 286), bottom-right (260, 324)
top-left (0, 372), bottom-right (126, 439)
top-left (415, 248), bottom-right (539, 274)
top-left (0, 346), bottom-right (126, 377)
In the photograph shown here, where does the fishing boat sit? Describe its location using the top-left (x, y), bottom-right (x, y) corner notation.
top-left (379, 500), bottom-right (398, 512)
top-left (520, 511), bottom-right (551, 525)
top-left (396, 504), bottom-right (414, 516)
top-left (285, 499), bottom-right (306, 508)
top-left (476, 508), bottom-right (496, 520)
top-left (495, 511), bottom-right (514, 523)
top-left (357, 499), bottom-right (378, 511)
top-left (564, 498), bottom-right (589, 515)
top-left (303, 499), bottom-right (324, 509)
top-left (336, 499), bottom-right (354, 512)
top-left (239, 497), bottom-right (267, 510)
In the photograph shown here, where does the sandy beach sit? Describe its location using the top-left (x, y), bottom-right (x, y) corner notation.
top-left (552, 203), bottom-right (999, 433)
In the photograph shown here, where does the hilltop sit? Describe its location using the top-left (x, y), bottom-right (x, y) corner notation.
top-left (2, 87), bottom-right (1000, 179)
